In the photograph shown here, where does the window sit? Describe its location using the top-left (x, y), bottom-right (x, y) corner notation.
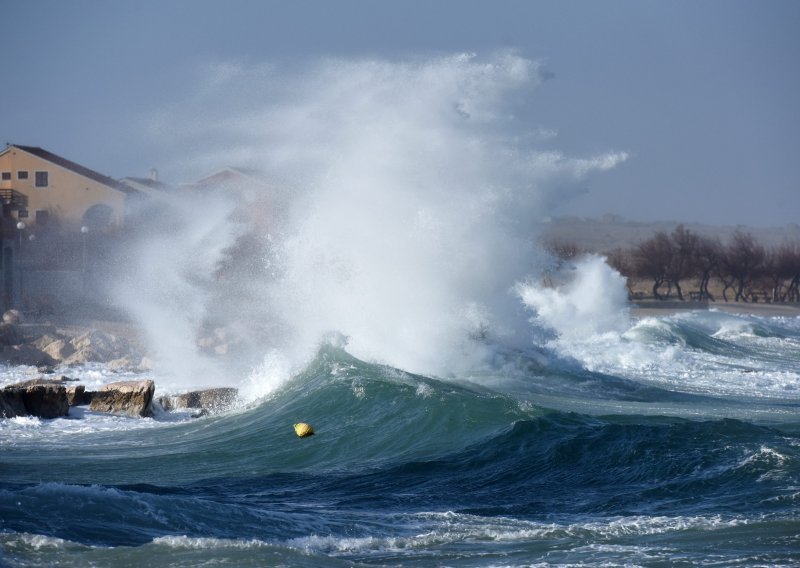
top-left (1, 172), bottom-right (10, 181)
top-left (17, 171), bottom-right (28, 180)
top-left (35, 171), bottom-right (48, 188)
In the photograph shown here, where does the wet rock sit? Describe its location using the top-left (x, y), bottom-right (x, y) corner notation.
top-left (89, 379), bottom-right (155, 418)
top-left (0, 388), bottom-right (26, 418)
top-left (0, 344), bottom-right (57, 367)
top-left (158, 387), bottom-right (239, 414)
top-left (66, 384), bottom-right (87, 406)
top-left (9, 375), bottom-right (74, 388)
top-left (2, 382), bottom-right (69, 419)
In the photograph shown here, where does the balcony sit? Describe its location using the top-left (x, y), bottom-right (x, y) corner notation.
top-left (0, 189), bottom-right (28, 209)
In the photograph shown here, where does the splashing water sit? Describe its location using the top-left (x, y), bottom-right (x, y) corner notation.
top-left (517, 255), bottom-right (631, 342)
top-left (114, 52), bottom-right (628, 387)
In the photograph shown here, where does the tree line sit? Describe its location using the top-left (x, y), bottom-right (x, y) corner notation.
top-left (546, 226), bottom-right (800, 303)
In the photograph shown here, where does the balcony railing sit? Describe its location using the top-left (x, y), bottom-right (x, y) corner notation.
top-left (0, 189), bottom-right (28, 208)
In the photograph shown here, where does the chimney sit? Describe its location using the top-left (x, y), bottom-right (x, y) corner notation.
top-left (149, 168), bottom-right (159, 182)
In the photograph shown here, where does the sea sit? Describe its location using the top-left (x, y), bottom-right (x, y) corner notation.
top-left (1, 304), bottom-right (798, 567)
top-left (2, 52), bottom-right (799, 567)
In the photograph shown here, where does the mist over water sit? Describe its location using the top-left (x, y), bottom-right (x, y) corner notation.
top-left (118, 52), bottom-right (629, 388)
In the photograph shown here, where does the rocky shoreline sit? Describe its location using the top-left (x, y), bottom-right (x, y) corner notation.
top-left (1, 375), bottom-right (239, 420)
top-left (0, 309), bottom-right (240, 420)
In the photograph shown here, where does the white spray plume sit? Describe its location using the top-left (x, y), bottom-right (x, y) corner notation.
top-left (111, 191), bottom-right (244, 388)
top-left (517, 255), bottom-right (631, 342)
top-left (131, 51), bottom-right (628, 388)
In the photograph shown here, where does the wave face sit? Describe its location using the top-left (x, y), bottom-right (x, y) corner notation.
top-left (2, 311), bottom-right (800, 567)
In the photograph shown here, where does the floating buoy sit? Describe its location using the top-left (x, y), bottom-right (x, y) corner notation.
top-left (294, 422), bottom-right (315, 438)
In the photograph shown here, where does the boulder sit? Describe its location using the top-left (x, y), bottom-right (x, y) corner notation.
top-left (0, 322), bottom-right (22, 345)
top-left (0, 344), bottom-right (57, 367)
top-left (105, 356), bottom-right (154, 373)
top-left (9, 375), bottom-right (78, 388)
top-left (39, 338), bottom-right (76, 362)
top-left (158, 387), bottom-right (239, 414)
top-left (64, 330), bottom-right (135, 365)
top-left (2, 383), bottom-right (69, 419)
top-left (89, 380), bottom-right (155, 418)
top-left (0, 388), bottom-right (26, 418)
top-left (32, 333), bottom-right (63, 350)
top-left (3, 309), bottom-right (22, 325)
top-left (66, 384), bottom-right (87, 406)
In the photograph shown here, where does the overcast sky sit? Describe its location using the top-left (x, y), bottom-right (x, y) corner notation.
top-left (2, 0), bottom-right (798, 226)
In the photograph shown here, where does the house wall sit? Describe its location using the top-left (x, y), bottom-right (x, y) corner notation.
top-left (0, 147), bottom-right (126, 227)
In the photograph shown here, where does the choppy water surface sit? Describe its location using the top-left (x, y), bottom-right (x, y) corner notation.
top-left (1, 308), bottom-right (799, 567)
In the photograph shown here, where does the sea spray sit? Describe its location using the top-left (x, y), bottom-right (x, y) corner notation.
top-left (109, 190), bottom-right (244, 388)
top-left (517, 255), bottom-right (631, 342)
top-left (244, 53), bottom-right (627, 377)
top-left (116, 52), bottom-right (628, 388)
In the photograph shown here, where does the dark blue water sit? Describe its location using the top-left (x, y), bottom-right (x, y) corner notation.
top-left (2, 312), bottom-right (799, 566)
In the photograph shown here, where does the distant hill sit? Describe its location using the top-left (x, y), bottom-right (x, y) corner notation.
top-left (539, 215), bottom-right (800, 254)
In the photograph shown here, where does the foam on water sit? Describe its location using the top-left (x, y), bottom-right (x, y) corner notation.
top-left (513, 259), bottom-right (800, 404)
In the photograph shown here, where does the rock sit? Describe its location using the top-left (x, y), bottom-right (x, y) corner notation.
top-left (196, 326), bottom-right (245, 357)
top-left (62, 349), bottom-right (93, 366)
top-left (0, 344), bottom-right (57, 367)
top-left (89, 380), bottom-right (155, 417)
top-left (63, 330), bottom-right (135, 365)
top-left (32, 333), bottom-right (63, 350)
top-left (3, 309), bottom-right (22, 325)
top-left (66, 384), bottom-right (87, 406)
top-left (38, 338), bottom-right (75, 361)
top-left (0, 388), bottom-right (26, 418)
top-left (0, 323), bottom-right (22, 346)
top-left (2, 383), bottom-right (69, 419)
top-left (158, 387), bottom-right (239, 414)
top-left (8, 377), bottom-right (62, 388)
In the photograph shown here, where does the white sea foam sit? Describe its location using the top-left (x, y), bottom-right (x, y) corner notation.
top-left (515, 262), bottom-right (800, 402)
top-left (288, 511), bottom-right (750, 557)
top-left (152, 535), bottom-right (273, 550)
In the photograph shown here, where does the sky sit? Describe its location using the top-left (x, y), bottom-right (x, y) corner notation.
top-left (1, 0), bottom-right (798, 227)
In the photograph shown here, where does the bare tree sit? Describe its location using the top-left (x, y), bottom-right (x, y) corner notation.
top-left (694, 235), bottom-right (721, 301)
top-left (664, 224), bottom-right (698, 301)
top-left (776, 242), bottom-right (800, 302)
top-left (719, 231), bottom-right (766, 302)
top-left (633, 232), bottom-right (673, 300)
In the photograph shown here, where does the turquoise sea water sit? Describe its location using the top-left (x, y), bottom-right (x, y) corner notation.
top-left (1, 309), bottom-right (799, 567)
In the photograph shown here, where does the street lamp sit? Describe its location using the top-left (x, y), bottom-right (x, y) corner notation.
top-left (16, 221), bottom-right (25, 247)
top-left (16, 221), bottom-right (25, 309)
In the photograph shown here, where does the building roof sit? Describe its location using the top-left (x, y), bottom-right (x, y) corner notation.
top-left (8, 144), bottom-right (134, 194)
top-left (185, 167), bottom-right (275, 190)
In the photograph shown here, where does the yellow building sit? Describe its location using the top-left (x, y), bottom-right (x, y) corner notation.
top-left (0, 144), bottom-right (138, 230)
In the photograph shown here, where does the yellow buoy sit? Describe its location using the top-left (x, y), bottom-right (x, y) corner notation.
top-left (294, 422), bottom-right (315, 438)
